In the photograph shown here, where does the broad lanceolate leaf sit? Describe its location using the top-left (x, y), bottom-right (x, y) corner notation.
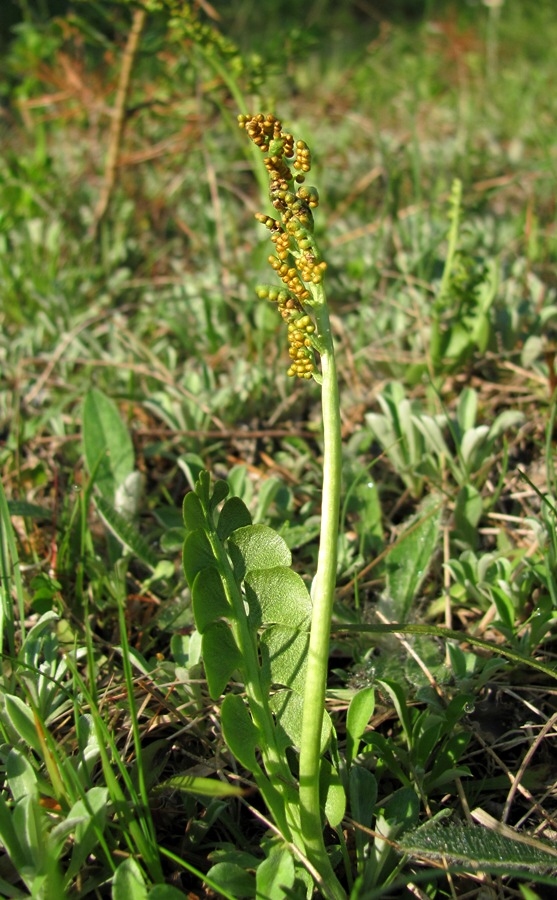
top-left (399, 822), bottom-right (557, 873)
top-left (6, 746), bottom-right (39, 803)
top-left (65, 787), bottom-right (109, 882)
top-left (94, 495), bottom-right (158, 570)
top-left (7, 500), bottom-right (53, 520)
top-left (82, 388), bottom-right (134, 503)
top-left (380, 493), bottom-right (442, 621)
top-left (2, 694), bottom-right (43, 754)
top-left (349, 766), bottom-right (377, 868)
top-left (0, 791), bottom-right (28, 873)
top-left (454, 484), bottom-right (483, 549)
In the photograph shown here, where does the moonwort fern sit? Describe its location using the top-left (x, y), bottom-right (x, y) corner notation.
top-left (182, 114), bottom-right (345, 898)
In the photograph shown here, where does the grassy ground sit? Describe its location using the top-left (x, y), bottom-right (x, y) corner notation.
top-left (2, 1), bottom-right (557, 897)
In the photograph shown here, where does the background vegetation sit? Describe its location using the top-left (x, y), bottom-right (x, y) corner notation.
top-left (2, 0), bottom-right (557, 897)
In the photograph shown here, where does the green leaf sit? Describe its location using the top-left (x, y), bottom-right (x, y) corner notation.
top-left (83, 389), bottom-right (134, 502)
top-left (399, 823), bottom-right (557, 872)
top-left (177, 453), bottom-right (206, 491)
top-left (2, 694), bottom-right (42, 754)
top-left (269, 689), bottom-right (332, 753)
top-left (489, 409), bottom-right (524, 440)
top-left (345, 687), bottom-right (375, 766)
top-left (149, 887), bottom-right (191, 899)
top-left (221, 694), bottom-right (261, 772)
top-left (205, 862), bottom-right (255, 899)
top-left (320, 758), bottom-right (346, 828)
top-left (6, 748), bottom-right (39, 804)
top-left (155, 774), bottom-right (244, 798)
top-left (112, 857), bottom-right (148, 900)
top-left (65, 787), bottom-right (109, 881)
top-left (12, 794), bottom-right (45, 877)
top-left (202, 622), bottom-right (243, 699)
top-left (460, 425), bottom-right (490, 472)
top-left (255, 849), bottom-right (295, 899)
top-left (454, 484), bottom-right (483, 548)
top-left (381, 494), bottom-right (442, 620)
top-left (182, 491), bottom-right (206, 533)
top-left (413, 414), bottom-right (450, 459)
top-left (245, 567), bottom-right (311, 629)
top-left (160, 527), bottom-right (186, 553)
top-left (217, 496), bottom-right (252, 541)
top-left (260, 626), bottom-right (309, 694)
top-left (229, 525), bottom-right (291, 578)
top-left (183, 528), bottom-right (216, 586)
top-left (349, 766), bottom-right (377, 865)
top-left (0, 791), bottom-right (27, 873)
top-left (7, 500), bottom-right (52, 520)
top-left (370, 787), bottom-right (420, 884)
top-left (456, 386), bottom-right (478, 433)
top-left (192, 566), bottom-right (231, 633)
top-left (377, 679), bottom-right (413, 745)
top-left (210, 479), bottom-right (230, 510)
top-left (94, 495), bottom-right (158, 570)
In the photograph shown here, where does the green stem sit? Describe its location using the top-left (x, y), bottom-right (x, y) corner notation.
top-left (298, 284), bottom-right (346, 900)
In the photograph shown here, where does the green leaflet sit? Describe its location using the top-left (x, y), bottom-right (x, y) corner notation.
top-left (217, 496), bottom-right (253, 540)
top-left (245, 567), bottom-right (312, 629)
top-left (202, 622), bottom-right (243, 700)
top-left (182, 473), bottom-right (314, 698)
top-left (229, 524), bottom-right (292, 579)
top-left (192, 566), bottom-right (231, 633)
top-left (181, 471), bottom-right (333, 864)
top-left (182, 528), bottom-right (217, 586)
top-left (255, 849), bottom-right (296, 899)
top-left (269, 689), bottom-right (332, 753)
top-left (221, 694), bottom-right (261, 773)
top-left (260, 626), bottom-right (309, 695)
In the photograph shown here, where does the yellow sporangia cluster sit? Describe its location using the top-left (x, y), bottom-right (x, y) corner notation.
top-left (238, 113), bottom-right (327, 378)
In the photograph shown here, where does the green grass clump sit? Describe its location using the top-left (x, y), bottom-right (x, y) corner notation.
top-left (2, 1), bottom-right (557, 897)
